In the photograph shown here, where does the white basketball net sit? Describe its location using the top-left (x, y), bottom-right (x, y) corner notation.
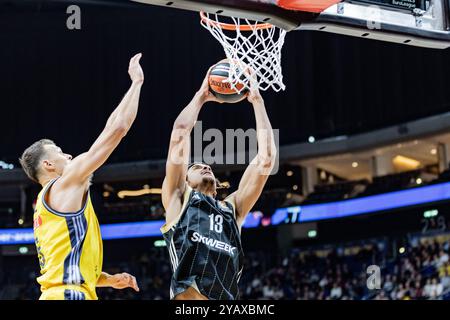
top-left (200, 12), bottom-right (287, 93)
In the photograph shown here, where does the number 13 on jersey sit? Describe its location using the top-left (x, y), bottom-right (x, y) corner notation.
top-left (210, 214), bottom-right (223, 233)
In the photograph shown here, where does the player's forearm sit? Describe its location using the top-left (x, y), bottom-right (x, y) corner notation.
top-left (96, 271), bottom-right (112, 287)
top-left (105, 81), bottom-right (143, 132)
top-left (252, 99), bottom-right (276, 162)
top-left (173, 92), bottom-right (205, 132)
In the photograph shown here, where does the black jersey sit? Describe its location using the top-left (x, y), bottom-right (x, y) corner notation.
top-left (162, 186), bottom-right (244, 300)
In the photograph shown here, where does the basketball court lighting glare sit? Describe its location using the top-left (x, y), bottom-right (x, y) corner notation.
top-left (308, 136), bottom-right (315, 143)
top-left (399, 247), bottom-right (406, 254)
top-left (18, 219), bottom-right (24, 225)
top-left (118, 188), bottom-right (162, 198)
top-left (416, 178), bottom-right (423, 185)
top-left (292, 185), bottom-right (298, 190)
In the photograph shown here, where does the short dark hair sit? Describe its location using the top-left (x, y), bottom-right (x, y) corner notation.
top-left (19, 139), bottom-right (55, 183)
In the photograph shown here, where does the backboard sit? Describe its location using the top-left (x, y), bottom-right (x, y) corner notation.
top-left (132, 0), bottom-right (450, 48)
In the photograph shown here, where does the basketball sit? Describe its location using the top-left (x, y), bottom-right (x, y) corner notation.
top-left (208, 61), bottom-right (249, 103)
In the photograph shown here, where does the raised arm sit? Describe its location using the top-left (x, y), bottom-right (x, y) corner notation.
top-left (162, 67), bottom-right (220, 213)
top-left (227, 83), bottom-right (277, 227)
top-left (60, 53), bottom-right (144, 185)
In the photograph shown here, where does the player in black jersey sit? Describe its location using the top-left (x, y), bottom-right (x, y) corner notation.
top-left (161, 67), bottom-right (277, 300)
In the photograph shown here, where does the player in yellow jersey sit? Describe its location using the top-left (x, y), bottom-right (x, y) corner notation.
top-left (18, 53), bottom-right (144, 300)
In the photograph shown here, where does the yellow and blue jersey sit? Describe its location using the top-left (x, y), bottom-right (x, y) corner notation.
top-left (33, 178), bottom-right (103, 300)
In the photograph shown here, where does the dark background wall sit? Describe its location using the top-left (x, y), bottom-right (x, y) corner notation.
top-left (1, 0), bottom-right (450, 164)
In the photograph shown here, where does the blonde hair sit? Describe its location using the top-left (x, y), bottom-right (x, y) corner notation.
top-left (19, 139), bottom-right (55, 183)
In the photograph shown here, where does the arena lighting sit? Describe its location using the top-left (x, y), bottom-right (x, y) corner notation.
top-left (0, 161), bottom-right (14, 170)
top-left (399, 247), bottom-right (406, 254)
top-left (261, 217), bottom-right (271, 227)
top-left (308, 136), bottom-right (315, 143)
top-left (271, 181), bottom-right (450, 224)
top-left (0, 222), bottom-right (164, 245)
top-left (154, 240), bottom-right (166, 247)
top-left (352, 162), bottom-right (359, 168)
top-left (286, 170), bottom-right (293, 176)
top-left (19, 246), bottom-right (28, 254)
top-left (416, 178), bottom-right (423, 185)
top-left (431, 148), bottom-right (437, 155)
top-left (245, 211), bottom-right (264, 228)
top-left (117, 188), bottom-right (162, 198)
top-left (0, 215), bottom-right (264, 245)
top-left (392, 155), bottom-right (421, 170)
top-left (423, 209), bottom-right (439, 218)
top-left (307, 230), bottom-right (317, 238)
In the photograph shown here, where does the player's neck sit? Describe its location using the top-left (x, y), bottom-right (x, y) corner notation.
top-left (40, 173), bottom-right (60, 187)
top-left (195, 185), bottom-right (216, 198)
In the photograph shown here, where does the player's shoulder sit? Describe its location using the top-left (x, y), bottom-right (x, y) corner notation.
top-left (52, 174), bottom-right (90, 192)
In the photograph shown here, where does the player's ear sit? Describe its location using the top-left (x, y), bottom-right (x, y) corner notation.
top-left (186, 173), bottom-right (194, 188)
top-left (42, 159), bottom-right (55, 172)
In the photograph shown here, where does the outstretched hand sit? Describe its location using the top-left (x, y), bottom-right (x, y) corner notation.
top-left (108, 272), bottom-right (140, 292)
top-left (128, 53), bottom-right (144, 84)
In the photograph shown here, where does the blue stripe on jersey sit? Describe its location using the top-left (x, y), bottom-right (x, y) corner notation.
top-left (64, 289), bottom-right (86, 300)
top-left (63, 214), bottom-right (87, 285)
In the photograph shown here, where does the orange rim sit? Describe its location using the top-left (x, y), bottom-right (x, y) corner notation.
top-left (200, 11), bottom-right (274, 31)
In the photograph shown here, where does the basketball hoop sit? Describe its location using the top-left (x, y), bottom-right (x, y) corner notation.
top-left (200, 11), bottom-right (287, 93)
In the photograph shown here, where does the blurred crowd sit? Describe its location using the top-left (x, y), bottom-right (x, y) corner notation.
top-left (239, 238), bottom-right (450, 300)
top-left (1, 234), bottom-right (450, 300)
top-left (373, 239), bottom-right (450, 300)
